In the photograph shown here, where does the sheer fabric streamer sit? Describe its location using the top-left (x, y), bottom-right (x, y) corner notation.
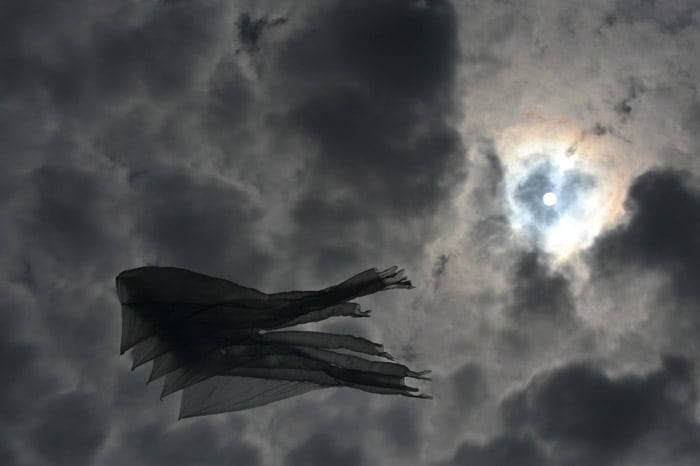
top-left (116, 266), bottom-right (430, 418)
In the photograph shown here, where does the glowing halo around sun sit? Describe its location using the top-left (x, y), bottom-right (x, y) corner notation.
top-left (497, 118), bottom-right (631, 262)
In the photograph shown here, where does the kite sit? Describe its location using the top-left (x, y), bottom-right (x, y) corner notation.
top-left (116, 266), bottom-right (430, 418)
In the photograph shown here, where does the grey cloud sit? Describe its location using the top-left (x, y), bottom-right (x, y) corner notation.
top-left (592, 123), bottom-right (609, 136)
top-left (28, 166), bottom-right (122, 277)
top-left (130, 171), bottom-right (270, 280)
top-left (377, 403), bottom-right (421, 452)
top-left (587, 168), bottom-right (700, 356)
top-left (114, 419), bottom-right (261, 466)
top-left (608, 0), bottom-right (700, 34)
top-left (0, 443), bottom-right (14, 466)
top-left (28, 392), bottom-right (108, 466)
top-left (64, 0), bottom-right (467, 288)
top-left (5, 0), bottom-right (700, 465)
top-left (449, 362), bottom-right (489, 410)
top-left (501, 356), bottom-right (700, 465)
top-left (203, 61), bottom-right (254, 141)
top-left (284, 432), bottom-right (367, 466)
top-left (445, 357), bottom-right (700, 466)
top-left (441, 435), bottom-right (548, 466)
top-left (431, 254), bottom-right (450, 290)
top-left (0, 324), bottom-right (59, 426)
top-left (2, 1), bottom-right (226, 115)
top-left (592, 169), bottom-right (700, 302)
top-left (509, 250), bottom-right (575, 322)
top-left (0, 1), bottom-right (464, 465)
top-left (272, 0), bottom-right (466, 276)
top-left (290, 196), bottom-right (366, 271)
top-left (236, 13), bottom-right (287, 53)
top-left (613, 77), bottom-right (646, 120)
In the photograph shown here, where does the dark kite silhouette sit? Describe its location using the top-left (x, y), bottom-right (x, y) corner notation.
top-left (116, 266), bottom-right (430, 418)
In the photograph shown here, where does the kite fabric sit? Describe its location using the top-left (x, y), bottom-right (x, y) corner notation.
top-left (116, 266), bottom-right (431, 418)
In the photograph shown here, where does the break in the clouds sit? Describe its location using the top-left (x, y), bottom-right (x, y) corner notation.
top-left (4, 0), bottom-right (700, 464)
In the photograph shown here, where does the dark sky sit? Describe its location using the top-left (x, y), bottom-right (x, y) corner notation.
top-left (4, 0), bottom-right (700, 465)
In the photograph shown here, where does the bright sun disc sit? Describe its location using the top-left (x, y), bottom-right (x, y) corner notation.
top-left (543, 192), bottom-right (557, 206)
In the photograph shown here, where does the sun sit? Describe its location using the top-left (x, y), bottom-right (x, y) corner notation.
top-left (497, 118), bottom-right (630, 262)
top-left (543, 192), bottom-right (557, 206)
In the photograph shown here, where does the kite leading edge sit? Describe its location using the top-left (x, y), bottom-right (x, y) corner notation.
top-left (116, 266), bottom-right (431, 418)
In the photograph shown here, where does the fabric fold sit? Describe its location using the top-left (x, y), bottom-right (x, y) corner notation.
top-left (116, 266), bottom-right (428, 417)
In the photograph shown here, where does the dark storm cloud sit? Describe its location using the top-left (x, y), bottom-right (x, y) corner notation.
top-left (291, 196), bottom-right (367, 270)
top-left (497, 250), bottom-right (580, 362)
top-left (1, 0), bottom-right (225, 114)
top-left (377, 403), bottom-right (422, 452)
top-left (592, 169), bottom-right (700, 301)
top-left (449, 362), bottom-right (489, 409)
top-left (0, 309), bottom-right (59, 424)
top-left (29, 392), bottom-right (108, 466)
top-left (2, 2), bottom-right (268, 464)
top-left (203, 60), bottom-right (254, 137)
top-left (0, 0), bottom-right (232, 184)
top-left (444, 357), bottom-right (700, 466)
top-left (3, 0), bottom-right (466, 461)
top-left (589, 168), bottom-right (700, 357)
top-left (441, 435), bottom-right (548, 466)
top-left (502, 356), bottom-right (700, 465)
top-left (130, 171), bottom-right (270, 280)
top-left (0, 283), bottom-right (60, 464)
top-left (509, 251), bottom-right (575, 321)
top-left (85, 3), bottom-right (222, 103)
top-left (274, 0), bottom-right (465, 273)
top-left (117, 419), bottom-right (261, 466)
top-left (284, 432), bottom-right (367, 466)
top-left (28, 166), bottom-right (122, 277)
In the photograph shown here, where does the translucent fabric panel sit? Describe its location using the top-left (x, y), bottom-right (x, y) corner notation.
top-left (116, 266), bottom-right (429, 417)
top-left (179, 376), bottom-right (322, 418)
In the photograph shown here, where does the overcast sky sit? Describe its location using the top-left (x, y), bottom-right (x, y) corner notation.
top-left (4, 0), bottom-right (700, 465)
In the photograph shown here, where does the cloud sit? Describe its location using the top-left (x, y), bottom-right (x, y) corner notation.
top-left (28, 392), bottom-right (108, 466)
top-left (5, 0), bottom-right (700, 465)
top-left (449, 362), bottom-right (489, 410)
top-left (607, 0), bottom-right (700, 34)
top-left (589, 168), bottom-right (700, 356)
top-left (502, 356), bottom-right (700, 465)
top-left (271, 0), bottom-right (466, 276)
top-left (284, 432), bottom-right (367, 466)
top-left (589, 169), bottom-right (700, 350)
top-left (593, 169), bottom-right (700, 286)
top-left (509, 250), bottom-right (575, 321)
top-left (28, 166), bottom-right (124, 279)
top-left (444, 357), bottom-right (700, 466)
top-left (282, 0), bottom-right (464, 208)
top-left (116, 419), bottom-right (261, 466)
top-left (236, 13), bottom-right (287, 53)
top-left (376, 402), bottom-right (422, 453)
top-left (129, 170), bottom-right (270, 280)
top-left (441, 435), bottom-right (548, 466)
top-left (1, 1), bottom-right (226, 118)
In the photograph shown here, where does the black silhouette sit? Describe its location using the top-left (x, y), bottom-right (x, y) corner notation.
top-left (116, 266), bottom-right (430, 418)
